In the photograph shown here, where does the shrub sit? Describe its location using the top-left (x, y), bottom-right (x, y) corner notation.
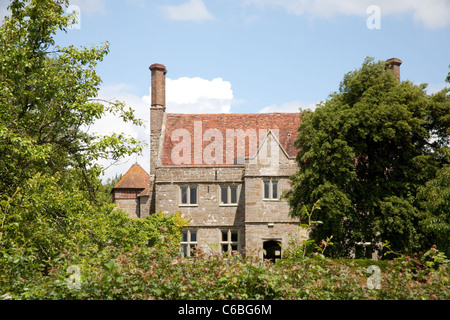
top-left (1, 245), bottom-right (448, 300)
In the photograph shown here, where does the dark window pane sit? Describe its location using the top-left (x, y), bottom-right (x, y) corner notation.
top-left (231, 245), bottom-right (238, 251)
top-left (230, 186), bottom-right (237, 203)
top-left (231, 231), bottom-right (238, 242)
top-left (272, 181), bottom-right (278, 199)
top-left (222, 231), bottom-right (228, 242)
top-left (221, 186), bottom-right (228, 204)
top-left (181, 187), bottom-right (187, 204)
top-left (182, 231), bottom-right (188, 242)
top-left (190, 231), bottom-right (197, 242)
top-left (181, 245), bottom-right (188, 257)
top-left (264, 181), bottom-right (270, 198)
top-left (190, 187), bottom-right (197, 204)
top-left (222, 244), bottom-right (229, 252)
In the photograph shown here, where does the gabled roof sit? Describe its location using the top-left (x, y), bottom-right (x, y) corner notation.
top-left (161, 112), bottom-right (301, 166)
top-left (112, 163), bottom-right (149, 189)
top-left (252, 128), bottom-right (291, 160)
top-left (138, 187), bottom-right (150, 197)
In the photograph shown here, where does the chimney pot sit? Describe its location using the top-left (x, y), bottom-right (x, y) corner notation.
top-left (385, 58), bottom-right (402, 82)
top-left (149, 63), bottom-right (167, 109)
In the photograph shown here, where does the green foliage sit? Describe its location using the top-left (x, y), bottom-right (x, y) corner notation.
top-left (0, 2), bottom-right (448, 301)
top-left (280, 199), bottom-right (336, 260)
top-left (1, 241), bottom-right (448, 300)
top-left (92, 210), bottom-right (188, 251)
top-left (102, 174), bottom-right (123, 198)
top-left (0, 0), bottom-right (145, 201)
top-left (284, 57), bottom-right (450, 257)
top-left (446, 65), bottom-right (450, 83)
top-left (420, 245), bottom-right (449, 271)
top-left (338, 258), bottom-right (390, 273)
top-left (0, 174), bottom-right (188, 298)
top-left (0, 0), bottom-right (189, 300)
top-left (417, 162), bottom-right (450, 256)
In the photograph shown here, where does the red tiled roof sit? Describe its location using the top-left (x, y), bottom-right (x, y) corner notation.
top-left (138, 187), bottom-right (150, 197)
top-left (113, 163), bottom-right (149, 189)
top-left (161, 113), bottom-right (301, 166)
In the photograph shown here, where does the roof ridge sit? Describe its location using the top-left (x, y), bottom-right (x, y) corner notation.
top-left (167, 112), bottom-right (300, 116)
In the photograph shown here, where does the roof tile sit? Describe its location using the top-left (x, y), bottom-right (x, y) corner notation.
top-left (113, 163), bottom-right (149, 189)
top-left (161, 113), bottom-right (300, 166)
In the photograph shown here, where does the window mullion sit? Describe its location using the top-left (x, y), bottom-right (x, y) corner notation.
top-left (268, 180), bottom-right (272, 199)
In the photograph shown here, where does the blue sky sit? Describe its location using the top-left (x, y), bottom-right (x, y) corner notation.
top-left (57, 0), bottom-right (449, 109)
top-left (3, 0), bottom-right (450, 179)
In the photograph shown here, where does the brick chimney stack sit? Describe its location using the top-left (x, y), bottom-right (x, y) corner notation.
top-left (148, 63), bottom-right (167, 214)
top-left (149, 63), bottom-right (167, 109)
top-left (385, 58), bottom-right (402, 82)
top-left (149, 63), bottom-right (167, 177)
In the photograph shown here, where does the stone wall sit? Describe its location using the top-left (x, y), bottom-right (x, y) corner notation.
top-left (241, 136), bottom-right (300, 256)
top-left (152, 138), bottom-right (301, 256)
top-left (114, 198), bottom-right (140, 219)
top-left (139, 195), bottom-right (150, 219)
top-left (154, 166), bottom-right (246, 253)
top-left (245, 222), bottom-right (304, 259)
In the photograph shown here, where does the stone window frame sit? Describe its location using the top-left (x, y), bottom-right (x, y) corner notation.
top-left (262, 179), bottom-right (279, 201)
top-left (219, 185), bottom-right (239, 206)
top-left (220, 229), bottom-right (239, 253)
top-left (179, 185), bottom-right (198, 206)
top-left (180, 229), bottom-right (198, 257)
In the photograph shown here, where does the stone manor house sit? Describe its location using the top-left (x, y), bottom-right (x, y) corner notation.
top-left (112, 59), bottom-right (403, 261)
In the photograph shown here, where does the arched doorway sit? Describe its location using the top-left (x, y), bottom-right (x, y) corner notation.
top-left (263, 240), bottom-right (281, 262)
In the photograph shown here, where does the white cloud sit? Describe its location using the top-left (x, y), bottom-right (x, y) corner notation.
top-left (93, 84), bottom-right (150, 180)
top-left (161, 0), bottom-right (214, 22)
top-left (69, 0), bottom-right (106, 16)
top-left (94, 84), bottom-right (149, 137)
top-left (243, 0), bottom-right (450, 29)
top-left (143, 76), bottom-right (233, 114)
top-left (94, 76), bottom-right (233, 179)
top-left (259, 100), bottom-right (317, 113)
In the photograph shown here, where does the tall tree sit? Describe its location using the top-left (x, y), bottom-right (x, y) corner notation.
top-left (417, 158), bottom-right (450, 257)
top-left (284, 57), bottom-right (449, 257)
top-left (0, 0), bottom-right (144, 200)
top-left (0, 0), bottom-right (146, 265)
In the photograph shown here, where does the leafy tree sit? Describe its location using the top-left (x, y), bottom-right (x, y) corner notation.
top-left (0, 0), bottom-right (174, 274)
top-left (0, 0), bottom-right (144, 201)
top-left (1, 172), bottom-right (113, 267)
top-left (100, 173), bottom-right (123, 202)
top-left (417, 159), bottom-right (450, 257)
top-left (92, 210), bottom-right (188, 251)
top-left (284, 57), bottom-right (449, 257)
